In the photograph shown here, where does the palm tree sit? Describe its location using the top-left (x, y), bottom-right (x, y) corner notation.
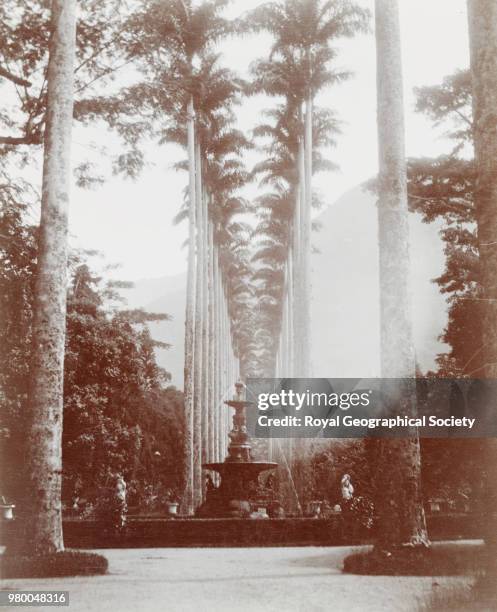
top-left (126, 0), bottom-right (232, 513)
top-left (248, 20), bottom-right (350, 506)
top-left (24, 0), bottom-right (77, 554)
top-left (184, 55), bottom-right (249, 499)
top-left (247, 0), bottom-right (369, 377)
top-left (251, 100), bottom-right (340, 379)
top-left (374, 0), bottom-right (429, 549)
top-left (166, 49), bottom-right (252, 491)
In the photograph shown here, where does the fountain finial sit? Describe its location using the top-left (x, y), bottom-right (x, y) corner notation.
top-left (234, 380), bottom-right (244, 400)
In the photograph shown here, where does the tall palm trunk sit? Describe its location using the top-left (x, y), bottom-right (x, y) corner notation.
top-left (374, 0), bottom-right (428, 549)
top-left (220, 277), bottom-right (226, 452)
top-left (467, 0), bottom-right (497, 579)
top-left (292, 158), bottom-right (301, 378)
top-left (287, 252), bottom-right (294, 376)
top-left (182, 96), bottom-right (196, 515)
top-left (217, 263), bottom-right (224, 456)
top-left (193, 138), bottom-right (204, 508)
top-left (212, 236), bottom-right (221, 461)
top-left (223, 279), bottom-right (230, 454)
top-left (201, 179), bottom-right (210, 464)
top-left (215, 249), bottom-right (223, 460)
top-left (294, 134), bottom-right (305, 377)
top-left (208, 221), bottom-right (216, 462)
top-left (301, 94), bottom-right (313, 377)
top-left (24, 0), bottom-right (77, 555)
top-left (281, 266), bottom-right (288, 374)
top-left (291, 106), bottom-right (311, 511)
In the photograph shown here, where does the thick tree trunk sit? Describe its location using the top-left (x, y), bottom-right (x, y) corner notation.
top-left (467, 0), bottom-right (497, 581)
top-left (376, 0), bottom-right (414, 379)
top-left (23, 0), bottom-right (76, 555)
top-left (374, 0), bottom-right (429, 549)
top-left (182, 97), bottom-right (196, 516)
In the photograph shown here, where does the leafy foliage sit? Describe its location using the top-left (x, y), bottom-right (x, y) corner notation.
top-left (408, 70), bottom-right (479, 377)
top-left (0, 205), bottom-right (184, 514)
top-left (0, 0), bottom-right (132, 149)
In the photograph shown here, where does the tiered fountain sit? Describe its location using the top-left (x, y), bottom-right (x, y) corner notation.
top-left (196, 382), bottom-right (278, 518)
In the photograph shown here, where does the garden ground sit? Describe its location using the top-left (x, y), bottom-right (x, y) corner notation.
top-left (0, 543), bottom-right (480, 612)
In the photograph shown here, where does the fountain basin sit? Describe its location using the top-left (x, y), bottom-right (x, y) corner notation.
top-left (197, 461), bottom-right (278, 518)
top-left (203, 461), bottom-right (277, 478)
top-left (196, 382), bottom-right (280, 518)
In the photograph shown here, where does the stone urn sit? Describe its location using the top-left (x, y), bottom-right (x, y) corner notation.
top-left (307, 500), bottom-right (322, 518)
top-left (1, 504), bottom-right (15, 520)
top-left (166, 502), bottom-right (179, 517)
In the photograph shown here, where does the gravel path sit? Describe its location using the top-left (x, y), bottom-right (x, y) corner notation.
top-left (1, 545), bottom-right (475, 612)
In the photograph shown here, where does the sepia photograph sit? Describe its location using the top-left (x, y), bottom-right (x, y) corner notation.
top-left (1, 0), bottom-right (497, 610)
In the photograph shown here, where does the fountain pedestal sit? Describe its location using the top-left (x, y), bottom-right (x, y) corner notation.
top-left (196, 382), bottom-right (278, 518)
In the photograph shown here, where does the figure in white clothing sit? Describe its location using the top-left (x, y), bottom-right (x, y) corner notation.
top-left (341, 474), bottom-right (354, 501)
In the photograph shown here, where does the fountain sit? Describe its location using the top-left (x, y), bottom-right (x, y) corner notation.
top-left (196, 382), bottom-right (278, 518)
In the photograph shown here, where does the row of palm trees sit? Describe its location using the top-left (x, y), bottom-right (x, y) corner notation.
top-left (21, 0), bottom-right (248, 541)
top-left (19, 0), bottom-right (497, 556)
top-left (262, 0), bottom-right (495, 551)
top-left (136, 0), bottom-right (371, 511)
top-left (242, 0), bottom-right (368, 509)
top-left (131, 0), bottom-right (251, 513)
top-left (248, 0), bottom-right (369, 380)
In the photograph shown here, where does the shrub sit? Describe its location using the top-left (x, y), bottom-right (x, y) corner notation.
top-left (343, 543), bottom-right (485, 576)
top-left (0, 550), bottom-right (108, 578)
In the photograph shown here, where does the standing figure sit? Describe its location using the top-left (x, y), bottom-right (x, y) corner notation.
top-left (114, 474), bottom-right (128, 531)
top-left (205, 473), bottom-right (216, 494)
top-left (340, 473), bottom-right (355, 537)
top-left (341, 474), bottom-right (354, 502)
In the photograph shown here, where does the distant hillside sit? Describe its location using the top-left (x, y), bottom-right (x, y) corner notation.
top-left (311, 184), bottom-right (447, 377)
top-left (121, 272), bottom-right (186, 387)
top-left (123, 185), bottom-right (448, 388)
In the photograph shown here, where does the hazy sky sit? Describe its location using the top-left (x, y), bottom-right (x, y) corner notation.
top-left (65, 0), bottom-right (470, 282)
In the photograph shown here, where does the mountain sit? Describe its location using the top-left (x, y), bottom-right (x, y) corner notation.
top-left (310, 185), bottom-right (447, 377)
top-left (120, 272), bottom-right (186, 387)
top-left (123, 185), bottom-right (448, 387)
